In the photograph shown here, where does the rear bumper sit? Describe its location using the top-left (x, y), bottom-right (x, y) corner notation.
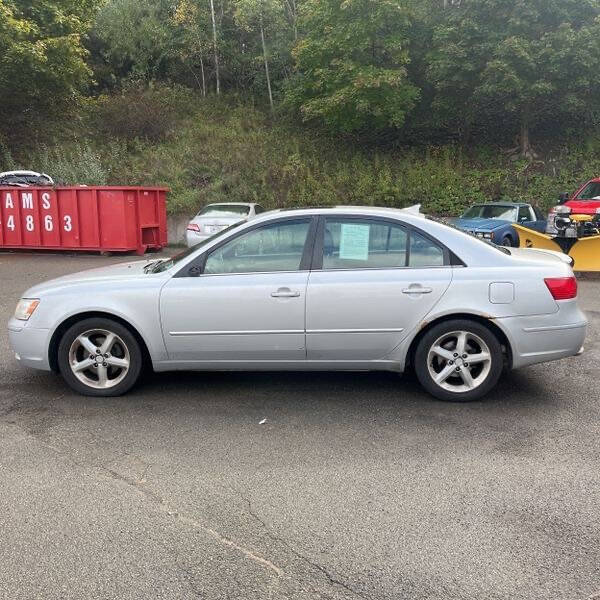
top-left (7, 319), bottom-right (51, 371)
top-left (185, 231), bottom-right (211, 248)
top-left (496, 303), bottom-right (587, 369)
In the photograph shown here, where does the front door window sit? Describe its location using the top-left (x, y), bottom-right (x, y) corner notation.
top-left (204, 220), bottom-right (311, 274)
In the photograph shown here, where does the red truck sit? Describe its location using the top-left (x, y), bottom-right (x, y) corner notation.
top-left (558, 178), bottom-right (600, 214)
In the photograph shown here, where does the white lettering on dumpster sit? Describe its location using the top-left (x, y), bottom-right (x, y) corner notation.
top-left (7, 215), bottom-right (15, 231)
top-left (21, 193), bottom-right (33, 210)
top-left (5, 194), bottom-right (13, 209)
top-left (44, 215), bottom-right (53, 231)
top-left (64, 215), bottom-right (72, 232)
top-left (42, 193), bottom-right (51, 209)
top-left (25, 215), bottom-right (34, 231)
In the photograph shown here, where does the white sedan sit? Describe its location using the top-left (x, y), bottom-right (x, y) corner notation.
top-left (185, 202), bottom-right (264, 247)
top-left (8, 206), bottom-right (586, 401)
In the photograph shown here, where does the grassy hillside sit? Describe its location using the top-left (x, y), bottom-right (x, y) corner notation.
top-left (2, 92), bottom-right (598, 218)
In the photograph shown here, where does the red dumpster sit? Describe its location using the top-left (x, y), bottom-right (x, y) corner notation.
top-left (0, 186), bottom-right (167, 254)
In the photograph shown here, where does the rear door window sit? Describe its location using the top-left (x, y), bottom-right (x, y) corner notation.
top-left (320, 218), bottom-right (446, 270)
top-left (322, 219), bottom-right (408, 270)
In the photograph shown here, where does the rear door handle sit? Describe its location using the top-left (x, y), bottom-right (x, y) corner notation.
top-left (402, 286), bottom-right (433, 295)
top-left (271, 288), bottom-right (301, 298)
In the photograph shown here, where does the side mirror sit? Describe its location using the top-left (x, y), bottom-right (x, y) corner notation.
top-left (519, 216), bottom-right (528, 222)
top-left (188, 265), bottom-right (203, 277)
top-left (558, 192), bottom-right (569, 204)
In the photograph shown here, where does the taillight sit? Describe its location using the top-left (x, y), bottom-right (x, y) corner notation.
top-left (544, 277), bottom-right (577, 300)
top-left (187, 223), bottom-right (201, 232)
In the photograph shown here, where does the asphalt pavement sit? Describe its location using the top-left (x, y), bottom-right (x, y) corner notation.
top-left (0, 251), bottom-right (599, 600)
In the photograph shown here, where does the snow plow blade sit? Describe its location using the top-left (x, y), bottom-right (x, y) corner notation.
top-left (567, 235), bottom-right (600, 272)
top-left (513, 225), bottom-right (564, 252)
top-left (514, 224), bottom-right (600, 272)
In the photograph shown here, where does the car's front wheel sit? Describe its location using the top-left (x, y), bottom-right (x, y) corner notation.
top-left (57, 318), bottom-right (143, 396)
top-left (414, 319), bottom-right (504, 402)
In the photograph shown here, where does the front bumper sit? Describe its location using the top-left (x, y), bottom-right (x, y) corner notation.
top-left (8, 318), bottom-right (51, 371)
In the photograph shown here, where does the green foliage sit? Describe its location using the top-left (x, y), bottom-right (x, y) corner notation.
top-left (14, 99), bottom-right (598, 219)
top-left (287, 0), bottom-right (419, 133)
top-left (426, 0), bottom-right (600, 149)
top-left (92, 0), bottom-right (174, 82)
top-left (0, 0), bottom-right (97, 138)
top-left (5, 0), bottom-right (600, 223)
top-left (29, 142), bottom-right (108, 185)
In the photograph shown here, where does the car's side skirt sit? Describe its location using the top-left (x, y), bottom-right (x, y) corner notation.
top-left (152, 359), bottom-right (403, 373)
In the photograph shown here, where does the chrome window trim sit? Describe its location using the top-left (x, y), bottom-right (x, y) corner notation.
top-left (170, 329), bottom-right (305, 336)
top-left (306, 328), bottom-right (405, 334)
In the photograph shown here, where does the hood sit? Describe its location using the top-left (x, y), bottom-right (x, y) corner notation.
top-left (564, 200), bottom-right (600, 215)
top-left (450, 217), bottom-right (511, 232)
top-left (24, 260), bottom-right (154, 296)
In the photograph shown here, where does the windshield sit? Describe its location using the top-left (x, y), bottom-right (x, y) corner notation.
top-left (149, 221), bottom-right (246, 273)
top-left (198, 204), bottom-right (250, 217)
top-left (575, 182), bottom-right (600, 200)
top-left (462, 205), bottom-right (517, 220)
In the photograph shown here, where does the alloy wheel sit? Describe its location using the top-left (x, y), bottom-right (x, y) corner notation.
top-left (426, 330), bottom-right (492, 394)
top-left (68, 329), bottom-right (131, 390)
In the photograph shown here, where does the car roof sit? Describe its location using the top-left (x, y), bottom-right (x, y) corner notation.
top-left (204, 202), bottom-right (257, 207)
top-left (468, 202), bottom-right (529, 207)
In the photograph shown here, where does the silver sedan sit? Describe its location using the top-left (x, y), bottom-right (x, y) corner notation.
top-left (8, 207), bottom-right (587, 401)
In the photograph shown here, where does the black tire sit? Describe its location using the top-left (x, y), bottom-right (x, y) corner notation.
top-left (57, 317), bottom-right (143, 397)
top-left (500, 235), bottom-right (514, 247)
top-left (414, 319), bottom-right (504, 402)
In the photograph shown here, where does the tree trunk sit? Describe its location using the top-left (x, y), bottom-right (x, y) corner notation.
top-left (200, 56), bottom-right (206, 97)
top-left (260, 20), bottom-right (274, 110)
top-left (520, 118), bottom-right (531, 157)
top-left (209, 0), bottom-right (220, 95)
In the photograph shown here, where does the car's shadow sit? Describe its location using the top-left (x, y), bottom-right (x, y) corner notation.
top-left (2, 365), bottom-right (558, 436)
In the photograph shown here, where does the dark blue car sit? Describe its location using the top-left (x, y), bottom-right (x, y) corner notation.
top-left (450, 203), bottom-right (546, 247)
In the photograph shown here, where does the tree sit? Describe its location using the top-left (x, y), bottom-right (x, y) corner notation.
top-left (209, 0), bottom-right (221, 94)
top-left (0, 0), bottom-right (96, 135)
top-left (173, 0), bottom-right (212, 96)
top-left (287, 0), bottom-right (419, 134)
top-left (427, 0), bottom-right (600, 156)
top-left (234, 0), bottom-right (284, 108)
top-left (92, 0), bottom-right (173, 83)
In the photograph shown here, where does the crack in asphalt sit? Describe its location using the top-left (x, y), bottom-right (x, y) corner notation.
top-left (97, 466), bottom-right (285, 578)
top-left (1, 422), bottom-right (285, 581)
top-left (239, 494), bottom-right (372, 600)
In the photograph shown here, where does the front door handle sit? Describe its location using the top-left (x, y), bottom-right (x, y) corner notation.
top-left (402, 286), bottom-right (433, 295)
top-left (271, 287), bottom-right (301, 298)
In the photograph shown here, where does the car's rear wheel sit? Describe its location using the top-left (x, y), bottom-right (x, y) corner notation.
top-left (414, 319), bottom-right (503, 402)
top-left (57, 318), bottom-right (143, 396)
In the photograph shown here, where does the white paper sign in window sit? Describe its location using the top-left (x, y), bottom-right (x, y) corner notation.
top-left (339, 223), bottom-right (370, 260)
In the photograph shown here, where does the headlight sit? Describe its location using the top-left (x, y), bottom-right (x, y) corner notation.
top-left (14, 298), bottom-right (40, 321)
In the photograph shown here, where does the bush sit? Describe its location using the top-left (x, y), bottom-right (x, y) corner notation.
top-left (89, 83), bottom-right (197, 142)
top-left (15, 143), bottom-right (108, 185)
